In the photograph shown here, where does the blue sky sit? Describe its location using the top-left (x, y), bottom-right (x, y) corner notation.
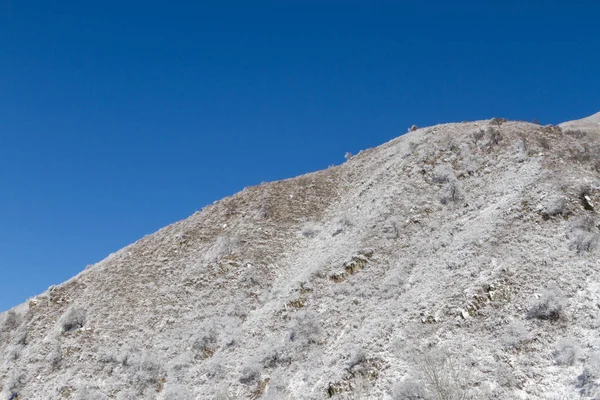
top-left (1, 1), bottom-right (599, 311)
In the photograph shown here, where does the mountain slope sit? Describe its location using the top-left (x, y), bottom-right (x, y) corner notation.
top-left (2, 116), bottom-right (600, 399)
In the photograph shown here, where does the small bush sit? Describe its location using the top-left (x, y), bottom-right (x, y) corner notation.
top-left (527, 287), bottom-right (565, 321)
top-left (60, 307), bottom-right (86, 332)
top-left (554, 338), bottom-right (580, 366)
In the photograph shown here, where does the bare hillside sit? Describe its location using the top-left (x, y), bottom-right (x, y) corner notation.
top-left (2, 116), bottom-right (600, 399)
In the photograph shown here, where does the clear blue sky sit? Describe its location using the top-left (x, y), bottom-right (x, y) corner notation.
top-left (1, 1), bottom-right (598, 311)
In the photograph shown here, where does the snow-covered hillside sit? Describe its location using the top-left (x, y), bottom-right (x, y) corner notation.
top-left (2, 115), bottom-right (600, 399)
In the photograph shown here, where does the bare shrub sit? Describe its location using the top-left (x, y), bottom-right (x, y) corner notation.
top-left (6, 368), bottom-right (26, 393)
top-left (239, 363), bottom-right (261, 385)
top-left (570, 215), bottom-right (599, 253)
top-left (527, 287), bottom-right (566, 321)
top-left (301, 222), bottom-right (320, 238)
top-left (60, 307), bottom-right (86, 332)
top-left (392, 379), bottom-right (427, 400)
top-left (205, 235), bottom-right (240, 261)
top-left (346, 348), bottom-right (367, 374)
top-left (1, 311), bottom-right (20, 333)
top-left (572, 231), bottom-right (599, 253)
top-left (490, 117), bottom-right (508, 127)
top-left (441, 180), bottom-right (462, 205)
top-left (260, 337), bottom-right (292, 368)
top-left (192, 326), bottom-right (218, 359)
top-left (74, 387), bottom-right (108, 400)
top-left (478, 125), bottom-right (504, 149)
top-left (261, 382), bottom-right (290, 399)
top-left (14, 325), bottom-right (28, 346)
top-left (6, 344), bottom-right (22, 361)
top-left (566, 140), bottom-right (600, 171)
top-left (554, 338), bottom-right (580, 366)
top-left (159, 384), bottom-right (192, 400)
top-left (129, 353), bottom-right (165, 394)
top-left (396, 348), bottom-right (470, 400)
top-left (542, 196), bottom-right (567, 219)
top-left (578, 352), bottom-right (600, 395)
top-left (565, 129), bottom-right (588, 139)
top-left (472, 130), bottom-right (485, 143)
top-left (432, 165), bottom-right (453, 184)
top-left (579, 186), bottom-right (596, 211)
top-left (515, 138), bottom-right (528, 162)
top-left (501, 321), bottom-right (530, 350)
top-left (288, 311), bottom-right (322, 345)
top-left (332, 216), bottom-right (353, 237)
top-left (48, 343), bottom-right (63, 370)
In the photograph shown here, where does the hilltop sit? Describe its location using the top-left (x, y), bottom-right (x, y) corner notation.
top-left (1, 114), bottom-right (600, 399)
